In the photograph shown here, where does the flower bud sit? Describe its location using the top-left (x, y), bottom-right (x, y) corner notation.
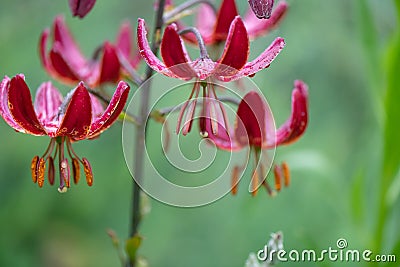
top-left (68, 0), bottom-right (96, 18)
top-left (248, 0), bottom-right (274, 19)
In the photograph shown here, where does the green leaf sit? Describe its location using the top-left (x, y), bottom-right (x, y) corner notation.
top-left (125, 234), bottom-right (143, 263)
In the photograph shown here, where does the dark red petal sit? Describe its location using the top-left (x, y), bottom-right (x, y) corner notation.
top-left (276, 80), bottom-right (308, 146)
top-left (234, 91), bottom-right (267, 147)
top-left (215, 16), bottom-right (249, 76)
top-left (99, 42), bottom-right (121, 84)
top-left (0, 76), bottom-right (25, 132)
top-left (50, 45), bottom-right (81, 82)
top-left (39, 29), bottom-right (54, 74)
top-left (89, 81), bottom-right (130, 137)
top-left (7, 75), bottom-right (46, 135)
top-left (56, 82), bottom-right (92, 139)
top-left (161, 24), bottom-right (196, 79)
top-left (213, 0), bottom-right (240, 42)
top-left (68, 0), bottom-right (97, 18)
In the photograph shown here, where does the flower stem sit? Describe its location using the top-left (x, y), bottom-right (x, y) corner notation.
top-left (127, 1), bottom-right (166, 266)
top-left (163, 0), bottom-right (217, 23)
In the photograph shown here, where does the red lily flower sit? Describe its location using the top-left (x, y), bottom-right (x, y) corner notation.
top-left (202, 80), bottom-right (308, 195)
top-left (40, 16), bottom-right (140, 88)
top-left (171, 0), bottom-right (287, 44)
top-left (0, 74), bottom-right (130, 192)
top-left (68, 0), bottom-right (97, 18)
top-left (138, 16), bottom-right (284, 135)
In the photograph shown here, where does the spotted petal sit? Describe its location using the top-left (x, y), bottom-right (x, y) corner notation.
top-left (56, 82), bottom-right (92, 139)
top-left (276, 80), bottom-right (308, 146)
top-left (7, 75), bottom-right (46, 136)
top-left (0, 76), bottom-right (25, 133)
top-left (137, 18), bottom-right (180, 79)
top-left (34, 81), bottom-right (63, 127)
top-left (218, 37), bottom-right (285, 82)
top-left (88, 81), bottom-right (130, 138)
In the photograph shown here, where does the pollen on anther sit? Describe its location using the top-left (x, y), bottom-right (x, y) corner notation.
top-left (31, 156), bottom-right (39, 183)
top-left (282, 162), bottom-right (290, 187)
top-left (82, 158), bottom-right (93, 186)
top-left (72, 158), bottom-right (81, 184)
top-left (37, 158), bottom-right (46, 188)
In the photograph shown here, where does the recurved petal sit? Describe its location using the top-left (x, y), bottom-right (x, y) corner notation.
top-left (39, 29), bottom-right (54, 75)
top-left (213, 0), bottom-right (240, 42)
top-left (137, 18), bottom-right (179, 78)
top-left (34, 81), bottom-right (63, 125)
top-left (195, 4), bottom-right (216, 44)
top-left (244, 1), bottom-right (288, 39)
top-left (160, 23), bottom-right (196, 79)
top-left (219, 37), bottom-right (285, 82)
top-left (276, 80), bottom-right (308, 146)
top-left (234, 91), bottom-right (266, 147)
top-left (53, 16), bottom-right (88, 72)
top-left (98, 42), bottom-right (121, 85)
top-left (49, 44), bottom-right (81, 83)
top-left (56, 82), bottom-right (92, 139)
top-left (215, 16), bottom-right (249, 77)
top-left (0, 76), bottom-right (25, 133)
top-left (7, 75), bottom-right (46, 135)
top-left (89, 81), bottom-right (130, 137)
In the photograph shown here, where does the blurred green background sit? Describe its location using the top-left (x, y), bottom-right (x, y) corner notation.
top-left (0, 0), bottom-right (399, 266)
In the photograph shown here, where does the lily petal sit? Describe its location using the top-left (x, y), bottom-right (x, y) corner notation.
top-left (161, 23), bottom-right (196, 79)
top-left (213, 0), bottom-right (240, 42)
top-left (53, 16), bottom-right (87, 72)
top-left (194, 4), bottom-right (216, 44)
top-left (89, 81), bottom-right (130, 137)
top-left (244, 1), bottom-right (288, 39)
top-left (39, 29), bottom-right (54, 76)
top-left (137, 18), bottom-right (178, 78)
top-left (116, 22), bottom-right (141, 68)
top-left (218, 37), bottom-right (285, 82)
top-left (7, 75), bottom-right (46, 135)
top-left (98, 42), bottom-right (121, 85)
top-left (215, 16), bottom-right (249, 76)
top-left (0, 76), bottom-right (26, 133)
top-left (49, 44), bottom-right (80, 82)
top-left (276, 80), bottom-right (308, 146)
top-left (235, 91), bottom-right (266, 147)
top-left (34, 81), bottom-right (63, 126)
top-left (248, 0), bottom-right (274, 19)
top-left (56, 82), bottom-right (92, 139)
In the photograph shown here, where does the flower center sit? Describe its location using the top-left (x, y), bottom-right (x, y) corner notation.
top-left (30, 137), bottom-right (93, 192)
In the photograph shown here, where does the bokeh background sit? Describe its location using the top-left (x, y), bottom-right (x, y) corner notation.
top-left (0, 0), bottom-right (399, 266)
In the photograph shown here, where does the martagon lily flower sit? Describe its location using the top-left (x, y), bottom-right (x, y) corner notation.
top-left (137, 16), bottom-right (285, 135)
top-left (0, 74), bottom-right (130, 192)
top-left (201, 80), bottom-right (308, 196)
top-left (168, 0), bottom-right (287, 44)
top-left (40, 16), bottom-right (140, 88)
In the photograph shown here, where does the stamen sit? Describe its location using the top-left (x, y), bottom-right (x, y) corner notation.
top-left (231, 166), bottom-right (241, 195)
top-left (82, 158), bottom-right (93, 186)
top-left (182, 98), bottom-right (197, 135)
top-left (282, 162), bottom-right (290, 187)
top-left (37, 158), bottom-right (46, 188)
top-left (48, 157), bottom-right (55, 186)
top-left (60, 159), bottom-right (71, 188)
top-left (31, 156), bottom-right (39, 183)
top-left (210, 83), bottom-right (230, 134)
top-left (72, 158), bottom-right (81, 184)
top-left (273, 165), bottom-right (282, 192)
top-left (176, 82), bottom-right (199, 134)
top-left (251, 169), bottom-right (259, 196)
